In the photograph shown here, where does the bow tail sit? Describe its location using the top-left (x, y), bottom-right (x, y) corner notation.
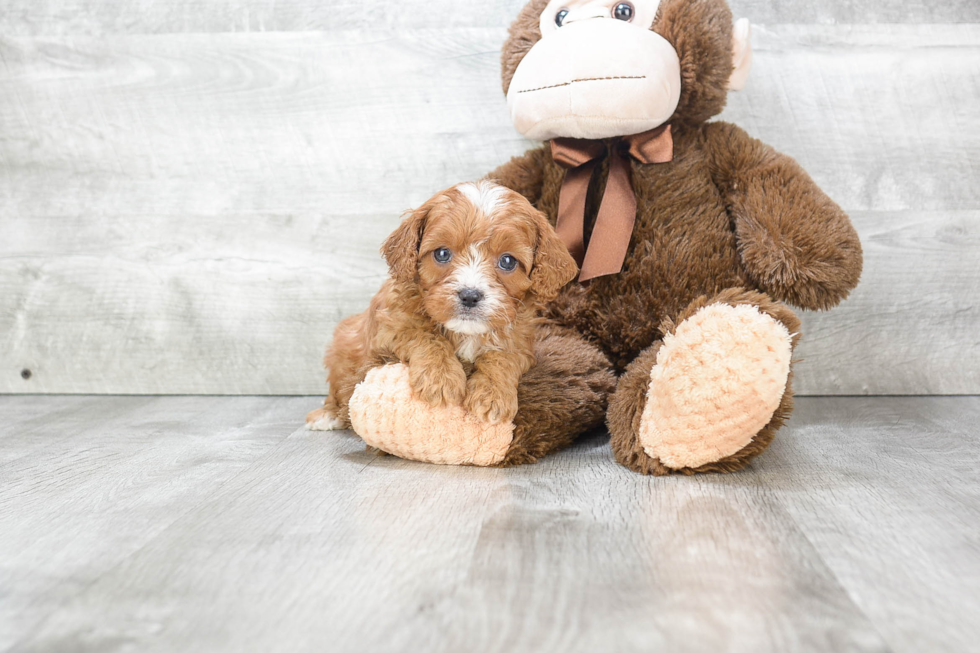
top-left (579, 153), bottom-right (636, 282)
top-left (555, 161), bottom-right (595, 268)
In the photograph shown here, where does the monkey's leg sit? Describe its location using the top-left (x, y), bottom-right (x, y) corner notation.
top-left (497, 323), bottom-right (616, 466)
top-left (607, 288), bottom-right (801, 475)
top-left (347, 323), bottom-right (615, 467)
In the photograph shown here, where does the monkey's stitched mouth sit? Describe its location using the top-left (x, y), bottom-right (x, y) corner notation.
top-left (516, 75), bottom-right (647, 94)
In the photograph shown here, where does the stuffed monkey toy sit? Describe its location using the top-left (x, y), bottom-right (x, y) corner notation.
top-left (348, 0), bottom-right (862, 474)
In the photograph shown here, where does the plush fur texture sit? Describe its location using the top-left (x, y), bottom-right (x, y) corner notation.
top-left (501, 323), bottom-right (617, 465)
top-left (484, 0), bottom-right (861, 474)
top-left (489, 124), bottom-right (861, 374)
top-left (307, 182), bottom-right (578, 436)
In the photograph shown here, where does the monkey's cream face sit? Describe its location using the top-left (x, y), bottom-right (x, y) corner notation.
top-left (507, 0), bottom-right (681, 141)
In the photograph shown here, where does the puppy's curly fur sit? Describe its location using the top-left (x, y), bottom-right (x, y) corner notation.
top-left (307, 181), bottom-right (578, 431)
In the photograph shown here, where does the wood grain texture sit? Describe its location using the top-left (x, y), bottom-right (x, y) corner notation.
top-left (1, 25), bottom-right (978, 394)
top-left (3, 396), bottom-right (979, 652)
top-left (756, 397), bottom-right (980, 653)
top-left (1, 0), bottom-right (978, 36)
top-left (795, 210), bottom-right (980, 394)
top-left (0, 395), bottom-right (309, 649)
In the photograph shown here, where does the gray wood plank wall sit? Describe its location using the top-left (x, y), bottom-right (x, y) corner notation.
top-left (1, 1), bottom-right (978, 395)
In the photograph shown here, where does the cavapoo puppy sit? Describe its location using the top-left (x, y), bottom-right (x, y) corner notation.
top-left (307, 180), bottom-right (577, 431)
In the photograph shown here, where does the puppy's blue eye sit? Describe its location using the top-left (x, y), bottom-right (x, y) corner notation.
top-left (433, 247), bottom-right (452, 263)
top-left (613, 2), bottom-right (633, 21)
top-left (498, 254), bottom-right (518, 272)
top-left (555, 8), bottom-right (569, 26)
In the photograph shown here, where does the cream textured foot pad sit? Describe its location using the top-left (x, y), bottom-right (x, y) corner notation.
top-left (348, 364), bottom-right (515, 466)
top-left (640, 303), bottom-right (793, 469)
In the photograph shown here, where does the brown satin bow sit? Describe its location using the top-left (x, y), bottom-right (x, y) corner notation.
top-left (551, 124), bottom-right (673, 282)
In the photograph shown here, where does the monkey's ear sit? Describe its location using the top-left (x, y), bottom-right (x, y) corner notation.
top-left (729, 18), bottom-right (753, 91)
top-left (529, 210), bottom-right (578, 302)
top-left (381, 204), bottom-right (429, 284)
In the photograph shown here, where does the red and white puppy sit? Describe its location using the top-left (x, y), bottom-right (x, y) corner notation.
top-left (307, 181), bottom-right (577, 430)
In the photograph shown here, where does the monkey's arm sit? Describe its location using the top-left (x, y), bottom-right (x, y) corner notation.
top-left (484, 145), bottom-right (549, 206)
top-left (704, 122), bottom-right (863, 311)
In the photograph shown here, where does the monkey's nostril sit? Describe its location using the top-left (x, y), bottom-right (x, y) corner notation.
top-left (458, 288), bottom-right (484, 308)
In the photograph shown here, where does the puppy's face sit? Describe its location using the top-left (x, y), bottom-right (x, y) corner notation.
top-left (383, 181), bottom-right (578, 336)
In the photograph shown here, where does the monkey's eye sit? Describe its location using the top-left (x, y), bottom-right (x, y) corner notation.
top-left (613, 2), bottom-right (634, 21)
top-left (555, 8), bottom-right (569, 27)
top-left (433, 247), bottom-right (452, 264)
top-left (498, 254), bottom-right (519, 272)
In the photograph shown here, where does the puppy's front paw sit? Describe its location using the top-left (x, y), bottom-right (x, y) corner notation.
top-left (409, 359), bottom-right (467, 407)
top-left (464, 373), bottom-right (518, 424)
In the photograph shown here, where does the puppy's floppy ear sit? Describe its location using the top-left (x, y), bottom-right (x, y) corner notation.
top-left (382, 203), bottom-right (429, 284)
top-left (529, 209), bottom-right (578, 302)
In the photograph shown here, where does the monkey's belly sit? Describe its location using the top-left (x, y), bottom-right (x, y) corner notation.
top-left (549, 264), bottom-right (751, 371)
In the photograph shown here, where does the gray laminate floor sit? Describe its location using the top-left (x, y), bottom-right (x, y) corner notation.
top-left (1, 396), bottom-right (978, 653)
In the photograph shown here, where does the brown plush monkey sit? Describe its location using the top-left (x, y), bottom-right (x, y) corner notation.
top-left (350, 0), bottom-right (862, 474)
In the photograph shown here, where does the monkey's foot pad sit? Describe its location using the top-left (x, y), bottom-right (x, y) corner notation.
top-left (349, 364), bottom-right (514, 466)
top-left (639, 303), bottom-right (793, 469)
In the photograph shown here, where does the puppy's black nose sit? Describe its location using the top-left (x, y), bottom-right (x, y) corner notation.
top-left (458, 288), bottom-right (484, 308)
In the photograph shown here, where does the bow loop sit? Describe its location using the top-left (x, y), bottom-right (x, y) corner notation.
top-left (551, 138), bottom-right (607, 169)
top-left (627, 124), bottom-right (674, 165)
top-left (549, 125), bottom-right (674, 282)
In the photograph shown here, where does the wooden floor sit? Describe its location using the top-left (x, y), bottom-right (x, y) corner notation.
top-left (1, 396), bottom-right (978, 653)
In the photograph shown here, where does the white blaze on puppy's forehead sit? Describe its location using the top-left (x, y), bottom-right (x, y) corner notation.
top-left (457, 181), bottom-right (508, 219)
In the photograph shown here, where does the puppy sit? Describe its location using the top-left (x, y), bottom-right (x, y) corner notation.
top-left (306, 180), bottom-right (578, 430)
